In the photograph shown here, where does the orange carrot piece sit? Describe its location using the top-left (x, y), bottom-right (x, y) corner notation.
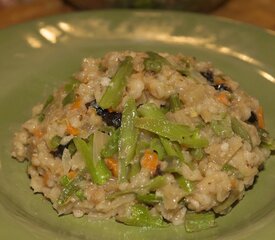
top-left (214, 78), bottom-right (226, 85)
top-left (216, 92), bottom-right (230, 106)
top-left (257, 106), bottom-right (265, 129)
top-left (105, 158), bottom-right (118, 177)
top-left (33, 128), bottom-right (44, 138)
top-left (140, 150), bottom-right (159, 174)
top-left (43, 172), bottom-right (49, 186)
top-left (67, 170), bottom-right (77, 179)
top-left (70, 97), bottom-right (82, 110)
top-left (66, 122), bottom-right (79, 136)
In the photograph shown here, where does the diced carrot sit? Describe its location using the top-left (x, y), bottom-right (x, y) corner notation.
top-left (66, 121), bottom-right (79, 136)
top-left (67, 170), bottom-right (77, 179)
top-left (257, 106), bottom-right (265, 129)
top-left (43, 172), bottom-right (49, 186)
top-left (105, 158), bottom-right (118, 177)
top-left (33, 128), bottom-right (44, 138)
top-left (215, 92), bottom-right (231, 106)
top-left (230, 179), bottom-right (237, 189)
top-left (140, 150), bottom-right (159, 174)
top-left (214, 78), bottom-right (226, 85)
top-left (70, 97), bottom-right (82, 110)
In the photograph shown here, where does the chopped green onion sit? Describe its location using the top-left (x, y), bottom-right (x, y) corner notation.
top-left (49, 135), bottom-right (62, 150)
top-left (144, 58), bottom-right (162, 73)
top-left (169, 93), bottom-right (182, 112)
top-left (59, 175), bottom-right (70, 186)
top-left (231, 117), bottom-right (252, 146)
top-left (184, 212), bottom-right (216, 233)
top-left (211, 117), bottom-right (234, 139)
top-left (57, 170), bottom-right (85, 205)
top-left (75, 189), bottom-right (86, 201)
top-left (99, 56), bottom-right (133, 109)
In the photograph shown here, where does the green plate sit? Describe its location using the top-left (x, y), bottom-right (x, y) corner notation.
top-left (0, 10), bottom-right (275, 240)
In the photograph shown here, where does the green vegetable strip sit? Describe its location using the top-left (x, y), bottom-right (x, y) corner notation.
top-left (169, 93), bottom-right (182, 112)
top-left (99, 56), bottom-right (133, 109)
top-left (190, 148), bottom-right (205, 161)
top-left (137, 103), bottom-right (166, 119)
top-left (180, 131), bottom-right (209, 148)
top-left (144, 58), bottom-right (162, 73)
top-left (62, 91), bottom-right (75, 106)
top-left (146, 51), bottom-right (170, 65)
top-left (176, 175), bottom-right (194, 194)
top-left (117, 204), bottom-right (167, 227)
top-left (160, 137), bottom-right (185, 162)
top-left (62, 79), bottom-right (79, 106)
top-left (211, 117), bottom-right (234, 139)
top-left (143, 175), bottom-right (166, 191)
top-left (57, 170), bottom-right (85, 205)
top-left (258, 128), bottom-right (275, 150)
top-left (128, 161), bottom-right (141, 180)
top-left (64, 79), bottom-right (79, 93)
top-left (136, 193), bottom-right (162, 205)
top-left (150, 138), bottom-right (165, 160)
top-left (137, 103), bottom-right (186, 160)
top-left (135, 117), bottom-right (194, 143)
top-left (101, 128), bottom-right (120, 158)
top-left (231, 117), bottom-right (252, 146)
top-left (68, 141), bottom-right (77, 156)
top-left (73, 137), bottom-right (111, 185)
top-left (59, 175), bottom-right (70, 186)
top-left (222, 163), bottom-right (243, 179)
top-left (184, 212), bottom-right (216, 233)
top-left (75, 189), bottom-right (86, 201)
top-left (118, 98), bottom-right (138, 182)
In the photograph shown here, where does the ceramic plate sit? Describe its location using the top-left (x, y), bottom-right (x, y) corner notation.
top-left (0, 10), bottom-right (275, 240)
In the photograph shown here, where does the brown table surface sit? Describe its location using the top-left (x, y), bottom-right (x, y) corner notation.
top-left (0, 0), bottom-right (275, 30)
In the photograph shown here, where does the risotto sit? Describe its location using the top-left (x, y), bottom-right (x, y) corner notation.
top-left (12, 51), bottom-right (275, 232)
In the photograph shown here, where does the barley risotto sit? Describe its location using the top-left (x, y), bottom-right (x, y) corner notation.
top-left (12, 51), bottom-right (275, 232)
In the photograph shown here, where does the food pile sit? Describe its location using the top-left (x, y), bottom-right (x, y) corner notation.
top-left (12, 51), bottom-right (275, 232)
